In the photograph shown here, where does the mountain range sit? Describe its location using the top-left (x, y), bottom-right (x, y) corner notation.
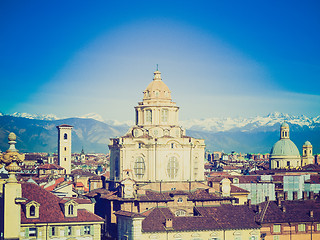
top-left (0, 112), bottom-right (319, 154)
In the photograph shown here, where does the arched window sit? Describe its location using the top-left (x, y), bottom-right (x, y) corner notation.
top-left (175, 209), bottom-right (186, 216)
top-left (68, 204), bottom-right (74, 215)
top-left (134, 157), bottom-right (145, 179)
top-left (64, 133), bottom-right (68, 140)
top-left (167, 156), bottom-right (179, 179)
top-left (30, 205), bottom-right (36, 216)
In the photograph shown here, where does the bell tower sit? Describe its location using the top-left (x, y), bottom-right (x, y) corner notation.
top-left (280, 122), bottom-right (290, 139)
top-left (302, 141), bottom-right (313, 166)
top-left (57, 124), bottom-right (73, 175)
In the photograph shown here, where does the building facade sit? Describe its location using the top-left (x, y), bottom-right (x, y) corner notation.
top-left (109, 70), bottom-right (205, 184)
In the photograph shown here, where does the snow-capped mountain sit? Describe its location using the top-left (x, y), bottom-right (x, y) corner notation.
top-left (11, 112), bottom-right (60, 121)
top-left (8, 111), bottom-right (320, 133)
top-left (1, 112), bottom-right (319, 153)
top-left (77, 113), bottom-right (105, 122)
top-left (180, 112), bottom-right (320, 133)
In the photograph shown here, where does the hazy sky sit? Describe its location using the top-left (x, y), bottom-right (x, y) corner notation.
top-left (1, 1), bottom-right (319, 122)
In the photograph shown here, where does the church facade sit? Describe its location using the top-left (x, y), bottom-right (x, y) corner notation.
top-left (109, 70), bottom-right (205, 185)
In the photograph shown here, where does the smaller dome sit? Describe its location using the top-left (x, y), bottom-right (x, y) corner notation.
top-left (281, 122), bottom-right (289, 128)
top-left (304, 141), bottom-right (312, 146)
top-left (143, 70), bottom-right (171, 101)
top-left (270, 139), bottom-right (300, 156)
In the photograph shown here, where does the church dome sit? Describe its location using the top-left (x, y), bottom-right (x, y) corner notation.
top-left (304, 141), bottom-right (312, 146)
top-left (281, 122), bottom-right (289, 128)
top-left (270, 139), bottom-right (300, 156)
top-left (143, 70), bottom-right (171, 101)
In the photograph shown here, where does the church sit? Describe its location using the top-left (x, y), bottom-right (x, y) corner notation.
top-left (108, 69), bottom-right (205, 187)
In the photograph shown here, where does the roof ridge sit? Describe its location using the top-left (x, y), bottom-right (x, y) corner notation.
top-left (259, 201), bottom-right (270, 223)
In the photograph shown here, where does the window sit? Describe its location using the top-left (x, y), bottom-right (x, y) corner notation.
top-left (51, 227), bottom-right (56, 236)
top-left (273, 236), bottom-right (279, 240)
top-left (67, 226), bottom-right (72, 235)
top-left (298, 224), bottom-right (306, 232)
top-left (287, 161), bottom-right (290, 167)
top-left (29, 228), bottom-right (37, 237)
top-left (84, 225), bottom-right (91, 234)
top-left (175, 209), bottom-right (186, 216)
top-left (115, 157), bottom-right (119, 178)
top-left (134, 157), bottom-right (145, 179)
top-left (64, 147), bottom-right (67, 151)
top-left (30, 205), bottom-right (35, 216)
top-left (68, 204), bottom-right (74, 215)
top-left (177, 197), bottom-right (183, 203)
top-left (167, 156), bottom-right (179, 179)
top-left (276, 161), bottom-right (279, 168)
top-left (146, 110), bottom-right (152, 124)
top-left (171, 143), bottom-right (174, 149)
top-left (64, 133), bottom-right (68, 140)
top-left (317, 223), bottom-right (320, 231)
top-left (194, 157), bottom-right (198, 177)
top-left (162, 109), bottom-right (168, 122)
top-left (273, 224), bottom-right (281, 233)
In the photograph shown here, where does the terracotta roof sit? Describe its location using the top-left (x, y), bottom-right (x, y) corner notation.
top-left (187, 189), bottom-right (225, 201)
top-left (21, 183), bottom-right (103, 224)
top-left (37, 163), bottom-right (64, 170)
top-left (138, 190), bottom-right (172, 202)
top-left (56, 124), bottom-right (73, 128)
top-left (60, 197), bottom-right (92, 204)
top-left (141, 205), bottom-right (259, 232)
top-left (230, 185), bottom-right (250, 193)
top-left (44, 177), bottom-right (65, 191)
top-left (256, 200), bottom-right (320, 224)
top-left (115, 210), bottom-right (146, 218)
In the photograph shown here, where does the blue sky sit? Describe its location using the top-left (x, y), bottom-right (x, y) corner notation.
top-left (1, 1), bottom-right (319, 121)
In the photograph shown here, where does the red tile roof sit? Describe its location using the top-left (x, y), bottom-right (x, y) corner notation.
top-left (256, 199), bottom-right (320, 224)
top-left (21, 183), bottom-right (103, 224)
top-left (37, 163), bottom-right (64, 170)
top-left (230, 185), bottom-right (250, 193)
top-left (141, 205), bottom-right (259, 232)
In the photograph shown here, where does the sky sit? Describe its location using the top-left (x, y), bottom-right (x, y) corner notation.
top-left (1, 1), bottom-right (319, 122)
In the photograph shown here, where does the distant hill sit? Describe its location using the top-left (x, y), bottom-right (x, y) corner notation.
top-left (0, 113), bottom-right (319, 154)
top-left (0, 116), bottom-right (127, 153)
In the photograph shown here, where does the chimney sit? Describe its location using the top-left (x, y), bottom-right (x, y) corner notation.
top-left (282, 206), bottom-right (286, 213)
top-left (265, 196), bottom-right (269, 202)
top-left (293, 191), bottom-right (298, 200)
top-left (303, 191), bottom-right (308, 200)
top-left (284, 192), bottom-right (288, 200)
top-left (258, 205), bottom-right (262, 213)
top-left (310, 210), bottom-right (314, 218)
top-left (247, 199), bottom-right (251, 208)
top-left (277, 198), bottom-right (282, 207)
top-left (310, 191), bottom-right (315, 200)
top-left (165, 218), bottom-right (173, 228)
